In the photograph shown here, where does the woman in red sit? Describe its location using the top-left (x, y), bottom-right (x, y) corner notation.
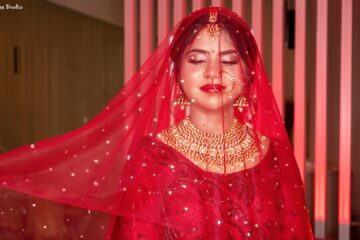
top-left (0, 7), bottom-right (313, 239)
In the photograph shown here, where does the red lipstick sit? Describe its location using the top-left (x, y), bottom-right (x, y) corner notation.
top-left (200, 84), bottom-right (225, 93)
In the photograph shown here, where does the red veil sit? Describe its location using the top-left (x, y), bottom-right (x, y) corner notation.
top-left (0, 7), bottom-right (313, 239)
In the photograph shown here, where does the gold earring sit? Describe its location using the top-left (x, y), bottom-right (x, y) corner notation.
top-left (174, 95), bottom-right (191, 110)
top-left (233, 96), bottom-right (249, 112)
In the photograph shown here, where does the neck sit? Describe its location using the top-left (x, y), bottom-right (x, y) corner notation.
top-left (188, 105), bottom-right (235, 135)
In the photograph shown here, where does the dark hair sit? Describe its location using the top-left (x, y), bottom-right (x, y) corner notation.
top-left (170, 7), bottom-right (258, 83)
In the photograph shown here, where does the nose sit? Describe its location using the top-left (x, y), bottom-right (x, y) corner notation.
top-left (204, 57), bottom-right (221, 83)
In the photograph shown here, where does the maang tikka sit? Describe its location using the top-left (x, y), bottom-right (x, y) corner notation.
top-left (206, 11), bottom-right (220, 40)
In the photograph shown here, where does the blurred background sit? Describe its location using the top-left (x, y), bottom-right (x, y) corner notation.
top-left (0, 0), bottom-right (359, 239)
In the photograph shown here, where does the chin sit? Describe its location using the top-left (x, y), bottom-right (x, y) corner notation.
top-left (197, 101), bottom-right (233, 112)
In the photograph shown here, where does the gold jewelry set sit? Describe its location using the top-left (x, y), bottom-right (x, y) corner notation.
top-left (157, 118), bottom-right (261, 173)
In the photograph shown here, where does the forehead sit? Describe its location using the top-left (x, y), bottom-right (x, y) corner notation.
top-left (185, 27), bottom-right (236, 52)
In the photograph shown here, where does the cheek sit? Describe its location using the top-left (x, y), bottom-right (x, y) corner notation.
top-left (228, 65), bottom-right (243, 79)
top-left (179, 65), bottom-right (202, 89)
top-left (179, 69), bottom-right (196, 96)
top-left (181, 80), bottom-right (198, 99)
top-left (229, 81), bottom-right (244, 99)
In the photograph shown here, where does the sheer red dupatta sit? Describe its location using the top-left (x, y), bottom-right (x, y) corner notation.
top-left (0, 7), bottom-right (313, 239)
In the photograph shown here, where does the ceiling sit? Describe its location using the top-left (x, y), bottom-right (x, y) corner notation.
top-left (47, 0), bottom-right (124, 27)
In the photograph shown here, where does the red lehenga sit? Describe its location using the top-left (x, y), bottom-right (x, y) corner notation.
top-left (0, 7), bottom-right (314, 239)
top-left (117, 136), bottom-right (312, 239)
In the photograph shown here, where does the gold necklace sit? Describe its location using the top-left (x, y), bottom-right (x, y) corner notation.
top-left (157, 118), bottom-right (260, 173)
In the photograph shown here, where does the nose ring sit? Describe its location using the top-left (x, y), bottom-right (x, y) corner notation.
top-left (221, 70), bottom-right (237, 82)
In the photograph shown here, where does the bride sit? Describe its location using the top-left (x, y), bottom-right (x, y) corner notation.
top-left (0, 7), bottom-right (313, 239)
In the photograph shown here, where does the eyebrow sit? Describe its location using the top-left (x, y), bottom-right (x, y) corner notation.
top-left (186, 49), bottom-right (238, 56)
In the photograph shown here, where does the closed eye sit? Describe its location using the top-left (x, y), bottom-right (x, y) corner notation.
top-left (222, 60), bottom-right (238, 65)
top-left (188, 59), bottom-right (205, 64)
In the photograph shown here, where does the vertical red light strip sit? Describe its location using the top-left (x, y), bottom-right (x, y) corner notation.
top-left (211, 0), bottom-right (225, 7)
top-left (140, 0), bottom-right (153, 65)
top-left (192, 0), bottom-right (205, 11)
top-left (173, 0), bottom-right (186, 26)
top-left (124, 1), bottom-right (136, 82)
top-left (157, 0), bottom-right (169, 45)
top-left (232, 0), bottom-right (245, 17)
top-left (271, 0), bottom-right (285, 118)
top-left (252, 0), bottom-right (263, 56)
top-left (314, 0), bottom-right (328, 237)
top-left (338, 0), bottom-right (353, 239)
top-left (294, 0), bottom-right (306, 182)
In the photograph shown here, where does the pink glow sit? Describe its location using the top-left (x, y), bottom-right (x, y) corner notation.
top-left (338, 0), bottom-right (352, 238)
top-left (251, 0), bottom-right (263, 56)
top-left (124, 1), bottom-right (136, 82)
top-left (294, 0), bottom-right (306, 182)
top-left (232, 0), bottom-right (244, 17)
top-left (157, 0), bottom-right (169, 44)
top-left (211, 0), bottom-right (225, 7)
top-left (140, 0), bottom-right (153, 64)
top-left (314, 0), bottom-right (328, 237)
top-left (271, 0), bottom-right (284, 118)
top-left (192, 0), bottom-right (205, 11)
top-left (173, 0), bottom-right (186, 26)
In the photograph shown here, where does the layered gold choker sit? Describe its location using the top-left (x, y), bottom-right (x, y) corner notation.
top-left (157, 118), bottom-right (261, 173)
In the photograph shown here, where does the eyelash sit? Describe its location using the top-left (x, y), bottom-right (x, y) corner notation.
top-left (222, 60), bottom-right (238, 65)
top-left (188, 59), bottom-right (205, 64)
top-left (188, 59), bottom-right (238, 65)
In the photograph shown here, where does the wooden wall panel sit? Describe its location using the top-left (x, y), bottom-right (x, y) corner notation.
top-left (49, 3), bottom-right (123, 135)
top-left (351, 1), bottom-right (360, 238)
top-left (0, 0), bottom-right (123, 151)
top-left (0, 40), bottom-right (7, 152)
top-left (0, 0), bottom-right (51, 149)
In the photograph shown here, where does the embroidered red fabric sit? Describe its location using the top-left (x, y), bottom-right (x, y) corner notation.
top-left (0, 7), bottom-right (313, 239)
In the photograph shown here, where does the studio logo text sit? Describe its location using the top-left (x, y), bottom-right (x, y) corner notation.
top-left (0, 4), bottom-right (23, 10)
